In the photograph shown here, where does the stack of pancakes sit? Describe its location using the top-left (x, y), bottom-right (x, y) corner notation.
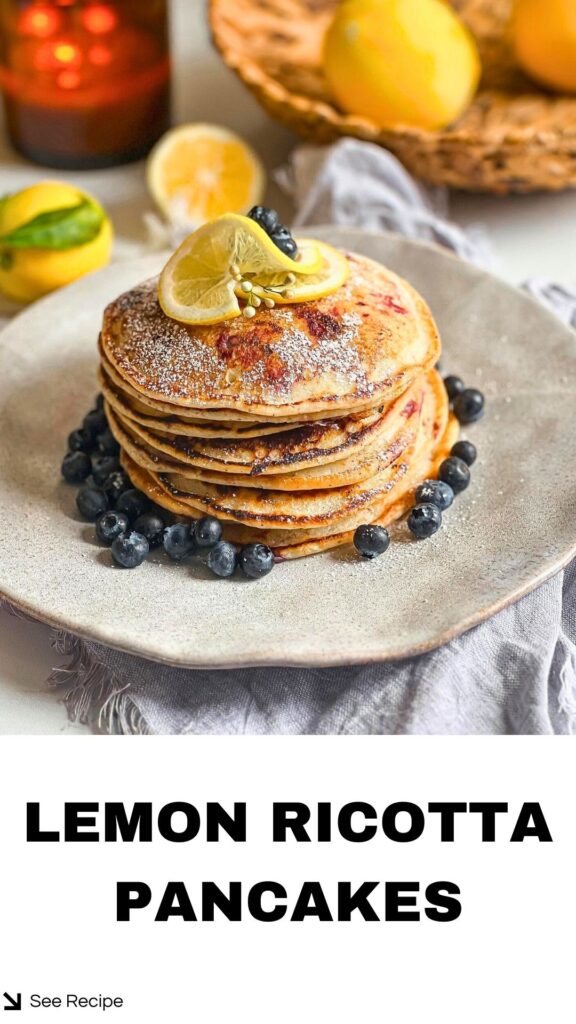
top-left (99, 252), bottom-right (457, 558)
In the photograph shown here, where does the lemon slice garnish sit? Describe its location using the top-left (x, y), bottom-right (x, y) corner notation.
top-left (257, 239), bottom-right (349, 305)
top-left (159, 215), bottom-right (323, 325)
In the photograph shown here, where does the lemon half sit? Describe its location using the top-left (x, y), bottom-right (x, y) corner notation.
top-left (147, 124), bottom-right (265, 229)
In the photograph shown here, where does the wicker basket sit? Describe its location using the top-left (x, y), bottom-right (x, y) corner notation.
top-left (209, 0), bottom-right (576, 194)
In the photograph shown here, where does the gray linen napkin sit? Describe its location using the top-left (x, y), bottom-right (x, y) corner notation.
top-left (20, 141), bottom-right (576, 733)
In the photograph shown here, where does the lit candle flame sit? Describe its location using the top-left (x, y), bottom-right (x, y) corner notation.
top-left (53, 42), bottom-right (80, 64)
top-left (57, 69), bottom-right (81, 89)
top-left (82, 4), bottom-right (118, 34)
top-left (88, 44), bottom-right (112, 67)
top-left (33, 39), bottom-right (82, 71)
top-left (20, 5), bottom-right (61, 38)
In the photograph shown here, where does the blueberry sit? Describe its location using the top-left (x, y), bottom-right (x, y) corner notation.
top-left (68, 428), bottom-right (94, 453)
top-left (83, 407), bottom-right (107, 440)
top-left (95, 393), bottom-right (104, 410)
top-left (207, 541), bottom-right (238, 578)
top-left (111, 531), bottom-right (149, 569)
top-left (247, 205), bottom-right (279, 235)
top-left (76, 485), bottom-right (109, 521)
top-left (91, 455), bottom-right (120, 486)
top-left (270, 226), bottom-right (297, 258)
top-left (96, 427), bottom-right (120, 456)
top-left (134, 512), bottom-right (165, 549)
top-left (407, 503), bottom-right (442, 540)
top-left (194, 515), bottom-right (222, 549)
top-left (453, 388), bottom-right (485, 424)
top-left (163, 522), bottom-right (196, 561)
top-left (451, 439), bottom-right (477, 466)
top-left (415, 479), bottom-right (454, 511)
top-left (444, 375), bottom-right (464, 401)
top-left (439, 456), bottom-right (471, 494)
top-left (104, 469), bottom-right (131, 504)
top-left (239, 542), bottom-right (274, 579)
top-left (95, 510), bottom-right (129, 545)
top-left (116, 488), bottom-right (149, 521)
top-left (353, 524), bottom-right (390, 559)
top-left (61, 450), bottom-right (91, 484)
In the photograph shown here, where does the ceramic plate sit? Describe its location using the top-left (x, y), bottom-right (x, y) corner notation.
top-left (1, 229), bottom-right (575, 668)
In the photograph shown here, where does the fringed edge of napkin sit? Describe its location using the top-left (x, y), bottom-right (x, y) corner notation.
top-left (47, 632), bottom-right (150, 735)
top-left (0, 600), bottom-right (148, 735)
top-left (3, 598), bottom-right (576, 734)
top-left (34, 625), bottom-right (576, 737)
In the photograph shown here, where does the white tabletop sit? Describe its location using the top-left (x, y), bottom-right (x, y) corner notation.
top-left (0, 0), bottom-right (575, 734)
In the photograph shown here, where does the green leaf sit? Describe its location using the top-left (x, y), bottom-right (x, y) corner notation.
top-left (0, 200), bottom-right (105, 250)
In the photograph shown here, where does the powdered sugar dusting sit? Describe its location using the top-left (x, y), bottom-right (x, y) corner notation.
top-left (105, 280), bottom-right (227, 400)
top-left (239, 309), bottom-right (370, 401)
top-left (102, 253), bottom-right (427, 411)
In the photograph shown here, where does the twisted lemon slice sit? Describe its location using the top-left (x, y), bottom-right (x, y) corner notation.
top-left (158, 215), bottom-right (348, 325)
top-left (256, 239), bottom-right (349, 306)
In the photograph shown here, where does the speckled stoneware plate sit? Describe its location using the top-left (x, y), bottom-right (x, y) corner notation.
top-left (0, 229), bottom-right (575, 669)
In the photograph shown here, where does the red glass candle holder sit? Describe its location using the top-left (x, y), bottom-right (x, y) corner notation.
top-left (0, 0), bottom-right (171, 169)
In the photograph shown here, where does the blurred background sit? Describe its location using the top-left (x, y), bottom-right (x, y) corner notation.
top-left (0, 0), bottom-right (574, 302)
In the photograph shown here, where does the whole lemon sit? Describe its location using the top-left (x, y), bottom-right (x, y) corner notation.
top-left (323, 0), bottom-right (481, 131)
top-left (0, 181), bottom-right (112, 303)
top-left (513, 0), bottom-right (576, 92)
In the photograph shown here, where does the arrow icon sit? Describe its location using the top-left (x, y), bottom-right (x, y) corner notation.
top-left (3, 993), bottom-right (21, 1012)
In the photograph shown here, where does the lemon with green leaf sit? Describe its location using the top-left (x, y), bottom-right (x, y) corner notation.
top-left (0, 181), bottom-right (112, 303)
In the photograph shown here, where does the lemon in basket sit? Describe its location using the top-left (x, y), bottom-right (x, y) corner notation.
top-left (513, 0), bottom-right (576, 93)
top-left (323, 0), bottom-right (481, 131)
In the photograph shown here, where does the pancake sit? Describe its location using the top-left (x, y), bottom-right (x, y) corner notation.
top-left (100, 345), bottom-right (364, 427)
top-left (272, 457), bottom-right (456, 559)
top-left (120, 407), bottom-right (457, 558)
top-left (121, 452), bottom-right (390, 546)
top-left (106, 402), bottom-right (416, 491)
top-left (117, 370), bottom-right (449, 531)
top-left (106, 378), bottom-right (423, 476)
top-left (166, 431), bottom-right (414, 492)
top-left (100, 252), bottom-right (440, 418)
top-left (100, 349), bottom-right (276, 425)
top-left (99, 366), bottom-right (304, 439)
